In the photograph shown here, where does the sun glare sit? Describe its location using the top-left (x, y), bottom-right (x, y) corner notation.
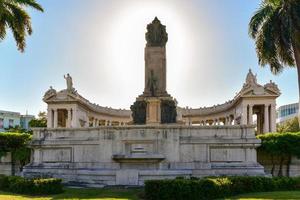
top-left (100, 0), bottom-right (199, 94)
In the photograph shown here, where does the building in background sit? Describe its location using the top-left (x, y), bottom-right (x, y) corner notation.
top-left (277, 103), bottom-right (299, 124)
top-left (0, 110), bottom-right (34, 132)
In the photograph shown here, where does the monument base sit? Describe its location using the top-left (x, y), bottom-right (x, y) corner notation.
top-left (146, 97), bottom-right (161, 125)
top-left (23, 125), bottom-right (265, 187)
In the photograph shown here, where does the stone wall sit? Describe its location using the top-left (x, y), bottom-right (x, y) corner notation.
top-left (0, 153), bottom-right (20, 176)
top-left (24, 125), bottom-right (264, 187)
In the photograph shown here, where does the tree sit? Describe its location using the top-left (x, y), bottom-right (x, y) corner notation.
top-left (0, 0), bottom-right (43, 52)
top-left (0, 132), bottom-right (32, 175)
top-left (29, 111), bottom-right (47, 128)
top-left (277, 117), bottom-right (300, 133)
top-left (258, 132), bottom-right (300, 177)
top-left (249, 0), bottom-right (300, 124)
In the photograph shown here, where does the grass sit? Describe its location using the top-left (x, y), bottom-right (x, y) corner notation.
top-left (0, 188), bottom-right (143, 200)
top-left (0, 188), bottom-right (299, 200)
top-left (224, 191), bottom-right (300, 200)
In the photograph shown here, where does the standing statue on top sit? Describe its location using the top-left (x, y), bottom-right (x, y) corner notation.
top-left (64, 73), bottom-right (74, 92)
top-left (146, 17), bottom-right (168, 47)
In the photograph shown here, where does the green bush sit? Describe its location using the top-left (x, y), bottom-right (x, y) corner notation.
top-left (145, 176), bottom-right (300, 200)
top-left (0, 175), bottom-right (63, 195)
top-left (0, 132), bottom-right (32, 175)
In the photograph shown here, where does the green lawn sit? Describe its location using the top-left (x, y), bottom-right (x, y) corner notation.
top-left (0, 189), bottom-right (300, 200)
top-left (0, 188), bottom-right (143, 200)
top-left (224, 191), bottom-right (300, 200)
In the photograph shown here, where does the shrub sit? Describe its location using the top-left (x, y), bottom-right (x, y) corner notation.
top-left (0, 175), bottom-right (63, 195)
top-left (145, 176), bottom-right (300, 200)
top-left (0, 132), bottom-right (32, 175)
top-left (33, 178), bottom-right (63, 194)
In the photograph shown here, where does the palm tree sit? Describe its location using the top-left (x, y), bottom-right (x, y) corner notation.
top-left (0, 0), bottom-right (43, 52)
top-left (249, 0), bottom-right (300, 124)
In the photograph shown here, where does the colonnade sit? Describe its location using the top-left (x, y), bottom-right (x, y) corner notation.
top-left (47, 108), bottom-right (127, 128)
top-left (185, 103), bottom-right (276, 134)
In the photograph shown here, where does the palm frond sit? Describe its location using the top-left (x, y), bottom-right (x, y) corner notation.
top-left (4, 2), bottom-right (31, 52)
top-left (276, 8), bottom-right (295, 66)
top-left (14, 0), bottom-right (44, 12)
top-left (249, 2), bottom-right (275, 39)
top-left (255, 10), bottom-right (284, 74)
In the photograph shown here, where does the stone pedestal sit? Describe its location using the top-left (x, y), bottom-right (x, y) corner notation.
top-left (23, 125), bottom-right (265, 187)
top-left (146, 98), bottom-right (161, 125)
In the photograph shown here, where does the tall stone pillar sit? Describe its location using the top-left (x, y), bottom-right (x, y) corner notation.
top-left (53, 109), bottom-right (58, 128)
top-left (270, 104), bottom-right (276, 132)
top-left (248, 104), bottom-right (253, 125)
top-left (264, 104), bottom-right (270, 133)
top-left (131, 17), bottom-right (176, 125)
top-left (47, 108), bottom-right (52, 128)
top-left (142, 17), bottom-right (168, 97)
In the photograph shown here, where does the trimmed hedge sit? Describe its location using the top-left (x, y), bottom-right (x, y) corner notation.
top-left (145, 176), bottom-right (300, 200)
top-left (0, 175), bottom-right (63, 195)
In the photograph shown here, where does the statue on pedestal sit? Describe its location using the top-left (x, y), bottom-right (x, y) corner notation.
top-left (64, 73), bottom-right (74, 92)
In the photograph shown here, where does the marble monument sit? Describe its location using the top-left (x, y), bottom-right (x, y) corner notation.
top-left (23, 17), bottom-right (281, 187)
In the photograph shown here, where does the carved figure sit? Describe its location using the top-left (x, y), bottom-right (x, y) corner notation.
top-left (146, 17), bottom-right (168, 47)
top-left (245, 69), bottom-right (257, 86)
top-left (64, 73), bottom-right (73, 92)
top-left (147, 70), bottom-right (158, 96)
top-left (44, 86), bottom-right (56, 98)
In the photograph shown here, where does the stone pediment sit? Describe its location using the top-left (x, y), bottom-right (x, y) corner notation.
top-left (239, 70), bottom-right (280, 97)
top-left (240, 86), bottom-right (279, 97)
top-left (44, 89), bottom-right (78, 103)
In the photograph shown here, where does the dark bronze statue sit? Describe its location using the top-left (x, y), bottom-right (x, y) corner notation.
top-left (146, 17), bottom-right (168, 47)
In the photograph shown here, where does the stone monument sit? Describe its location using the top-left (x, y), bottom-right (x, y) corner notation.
top-left (131, 17), bottom-right (177, 125)
top-left (23, 17), bottom-right (267, 187)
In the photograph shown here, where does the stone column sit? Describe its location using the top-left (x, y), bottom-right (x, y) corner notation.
top-left (67, 109), bottom-right (72, 128)
top-left (71, 108), bottom-right (77, 128)
top-left (257, 112), bottom-right (261, 134)
top-left (241, 105), bottom-right (248, 125)
top-left (248, 104), bottom-right (253, 125)
top-left (224, 117), bottom-right (228, 125)
top-left (264, 104), bottom-right (270, 133)
top-left (47, 108), bottom-right (52, 128)
top-left (53, 109), bottom-right (58, 128)
top-left (105, 120), bottom-right (108, 126)
top-left (270, 104), bottom-right (276, 132)
top-left (85, 115), bottom-right (89, 127)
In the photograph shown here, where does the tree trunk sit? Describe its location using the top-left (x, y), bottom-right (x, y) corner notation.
top-left (11, 152), bottom-right (15, 176)
top-left (292, 37), bottom-right (300, 128)
top-left (278, 156), bottom-right (284, 177)
top-left (286, 155), bottom-right (292, 177)
top-left (271, 155), bottom-right (275, 176)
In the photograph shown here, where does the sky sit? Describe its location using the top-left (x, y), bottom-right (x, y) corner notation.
top-left (0, 0), bottom-right (298, 116)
